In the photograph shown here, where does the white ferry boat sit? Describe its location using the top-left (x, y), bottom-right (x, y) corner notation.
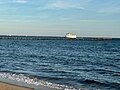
top-left (65, 33), bottom-right (77, 39)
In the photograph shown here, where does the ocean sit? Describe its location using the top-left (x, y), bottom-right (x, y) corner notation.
top-left (0, 37), bottom-right (120, 90)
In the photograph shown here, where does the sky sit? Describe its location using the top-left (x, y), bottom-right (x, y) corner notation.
top-left (0, 0), bottom-right (120, 37)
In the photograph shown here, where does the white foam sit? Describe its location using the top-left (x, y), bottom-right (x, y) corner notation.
top-left (0, 72), bottom-right (78, 90)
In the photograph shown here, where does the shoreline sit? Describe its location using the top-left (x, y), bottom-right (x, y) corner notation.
top-left (0, 81), bottom-right (33, 90)
top-left (0, 35), bottom-right (119, 40)
top-left (0, 78), bottom-right (58, 90)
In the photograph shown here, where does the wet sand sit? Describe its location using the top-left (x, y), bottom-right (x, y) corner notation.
top-left (0, 78), bottom-right (58, 90)
top-left (0, 82), bottom-right (33, 90)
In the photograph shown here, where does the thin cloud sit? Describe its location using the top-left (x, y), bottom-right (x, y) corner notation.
top-left (43, 0), bottom-right (85, 10)
top-left (15, 0), bottom-right (28, 4)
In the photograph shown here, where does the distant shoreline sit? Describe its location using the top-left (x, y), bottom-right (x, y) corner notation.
top-left (0, 35), bottom-right (119, 40)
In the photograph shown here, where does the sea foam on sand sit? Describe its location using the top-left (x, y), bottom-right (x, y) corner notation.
top-left (0, 72), bottom-right (79, 90)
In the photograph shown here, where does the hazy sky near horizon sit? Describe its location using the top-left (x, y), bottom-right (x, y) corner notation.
top-left (0, 0), bottom-right (120, 37)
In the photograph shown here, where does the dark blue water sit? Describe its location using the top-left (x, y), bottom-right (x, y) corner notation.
top-left (0, 37), bottom-right (120, 90)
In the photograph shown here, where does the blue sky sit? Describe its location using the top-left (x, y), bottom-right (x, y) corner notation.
top-left (0, 0), bottom-right (120, 37)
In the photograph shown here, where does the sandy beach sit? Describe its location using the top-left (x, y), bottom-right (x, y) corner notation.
top-left (0, 82), bottom-right (33, 90)
top-left (0, 81), bottom-right (58, 90)
top-left (0, 77), bottom-right (58, 90)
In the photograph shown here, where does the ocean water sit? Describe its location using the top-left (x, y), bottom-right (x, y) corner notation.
top-left (0, 37), bottom-right (120, 90)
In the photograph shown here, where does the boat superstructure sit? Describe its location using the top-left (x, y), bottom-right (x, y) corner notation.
top-left (65, 33), bottom-right (77, 39)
